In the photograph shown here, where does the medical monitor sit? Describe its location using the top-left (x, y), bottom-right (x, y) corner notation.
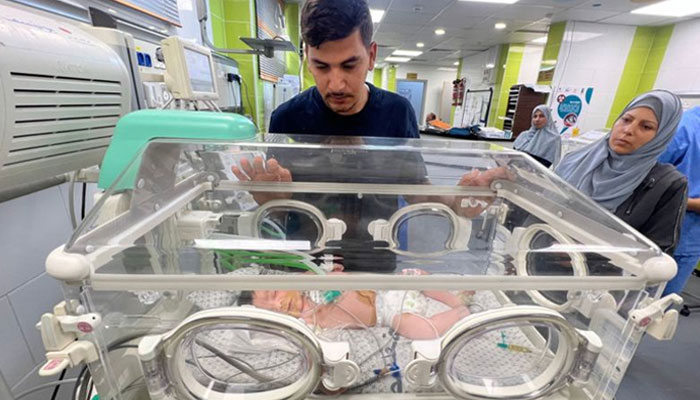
top-left (161, 36), bottom-right (219, 101)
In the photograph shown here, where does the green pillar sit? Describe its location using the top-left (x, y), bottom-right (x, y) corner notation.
top-left (606, 24), bottom-right (674, 128)
top-left (490, 43), bottom-right (525, 130)
top-left (373, 68), bottom-right (383, 87)
top-left (285, 4), bottom-right (300, 75)
top-left (537, 21), bottom-right (566, 86)
top-left (210, 0), bottom-right (263, 130)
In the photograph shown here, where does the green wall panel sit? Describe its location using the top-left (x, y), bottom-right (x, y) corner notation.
top-left (284, 4), bottom-right (300, 75)
top-left (537, 21), bottom-right (565, 85)
top-left (373, 68), bottom-right (383, 87)
top-left (606, 24), bottom-right (674, 128)
top-left (487, 44), bottom-right (517, 128)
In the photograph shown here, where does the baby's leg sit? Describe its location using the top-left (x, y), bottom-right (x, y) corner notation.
top-left (392, 306), bottom-right (470, 340)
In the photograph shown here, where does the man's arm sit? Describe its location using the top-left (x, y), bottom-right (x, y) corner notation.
top-left (687, 198), bottom-right (700, 213)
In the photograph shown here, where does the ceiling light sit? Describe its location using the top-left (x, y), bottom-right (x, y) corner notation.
top-left (149, 26), bottom-right (157, 30)
top-left (494, 22), bottom-right (507, 30)
top-left (370, 9), bottom-right (385, 23)
top-left (438, 67), bottom-right (458, 71)
top-left (453, 61), bottom-right (460, 66)
top-left (435, 28), bottom-right (446, 35)
top-left (485, 63), bottom-right (495, 68)
top-left (416, 42), bottom-right (425, 48)
top-left (107, 8), bottom-right (117, 14)
top-left (631, 0), bottom-right (700, 17)
top-left (459, 0), bottom-right (520, 4)
top-left (531, 36), bottom-right (548, 44)
top-left (385, 56), bottom-right (410, 63)
top-left (393, 50), bottom-right (423, 57)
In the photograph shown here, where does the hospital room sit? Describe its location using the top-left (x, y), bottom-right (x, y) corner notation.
top-left (2, 0), bottom-right (700, 399)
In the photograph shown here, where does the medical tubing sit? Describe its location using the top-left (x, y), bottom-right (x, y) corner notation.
top-left (50, 369), bottom-right (66, 400)
top-left (71, 366), bottom-right (88, 400)
top-left (225, 354), bottom-right (302, 382)
top-left (68, 170), bottom-right (78, 229)
top-left (334, 301), bottom-right (385, 362)
top-left (194, 338), bottom-right (274, 382)
top-left (13, 379), bottom-right (79, 400)
top-left (358, 290), bottom-right (409, 366)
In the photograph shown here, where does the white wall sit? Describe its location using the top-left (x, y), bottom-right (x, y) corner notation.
top-left (549, 21), bottom-right (636, 132)
top-left (395, 64), bottom-right (457, 124)
top-left (460, 46), bottom-right (499, 91)
top-left (518, 44), bottom-right (545, 85)
top-left (655, 18), bottom-right (700, 93)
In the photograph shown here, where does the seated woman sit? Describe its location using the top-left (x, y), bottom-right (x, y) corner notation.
top-left (243, 269), bottom-right (472, 340)
top-left (513, 105), bottom-right (562, 168)
top-left (555, 90), bottom-right (688, 255)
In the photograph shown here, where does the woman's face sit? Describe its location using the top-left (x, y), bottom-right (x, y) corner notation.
top-left (609, 107), bottom-right (658, 155)
top-left (532, 110), bottom-right (547, 129)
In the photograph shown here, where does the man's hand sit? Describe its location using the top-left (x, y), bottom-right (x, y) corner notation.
top-left (454, 167), bottom-right (512, 218)
top-left (231, 156), bottom-right (293, 204)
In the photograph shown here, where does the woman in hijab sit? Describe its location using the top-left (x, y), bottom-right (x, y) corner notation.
top-left (513, 105), bottom-right (562, 168)
top-left (555, 90), bottom-right (688, 255)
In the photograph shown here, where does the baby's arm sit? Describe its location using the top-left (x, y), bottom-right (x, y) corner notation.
top-left (392, 306), bottom-right (471, 340)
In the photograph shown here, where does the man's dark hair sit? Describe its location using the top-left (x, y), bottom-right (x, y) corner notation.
top-left (301, 0), bottom-right (373, 48)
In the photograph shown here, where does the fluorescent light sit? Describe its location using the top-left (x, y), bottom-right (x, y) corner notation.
top-left (485, 63), bottom-right (495, 68)
top-left (453, 61), bottom-right (460, 66)
top-left (435, 28), bottom-right (446, 35)
top-left (416, 42), bottom-right (425, 48)
top-left (385, 56), bottom-right (410, 63)
top-left (107, 8), bottom-right (117, 14)
top-left (459, 0), bottom-right (519, 4)
top-left (494, 22), bottom-right (507, 30)
top-left (393, 50), bottom-right (423, 57)
top-left (438, 67), bottom-right (458, 72)
top-left (370, 9), bottom-right (385, 23)
top-left (531, 36), bottom-right (548, 44)
top-left (631, 0), bottom-right (700, 17)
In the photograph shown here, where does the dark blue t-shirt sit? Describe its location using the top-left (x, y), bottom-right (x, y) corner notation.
top-left (269, 83), bottom-right (419, 138)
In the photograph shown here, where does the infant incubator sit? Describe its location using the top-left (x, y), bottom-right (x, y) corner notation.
top-left (38, 116), bottom-right (682, 400)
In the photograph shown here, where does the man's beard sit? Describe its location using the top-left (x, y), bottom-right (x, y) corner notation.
top-left (324, 92), bottom-right (357, 114)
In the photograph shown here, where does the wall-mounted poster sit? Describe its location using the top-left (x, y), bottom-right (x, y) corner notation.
top-left (551, 86), bottom-right (594, 137)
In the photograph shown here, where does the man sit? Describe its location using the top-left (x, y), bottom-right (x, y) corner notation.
top-left (231, 0), bottom-right (504, 269)
top-left (269, 0), bottom-right (418, 138)
top-left (659, 106), bottom-right (700, 295)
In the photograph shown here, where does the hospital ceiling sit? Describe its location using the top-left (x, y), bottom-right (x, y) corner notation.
top-left (367, 0), bottom-right (696, 67)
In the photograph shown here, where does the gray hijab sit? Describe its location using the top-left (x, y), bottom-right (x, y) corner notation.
top-left (513, 104), bottom-right (562, 166)
top-left (555, 90), bottom-right (682, 212)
